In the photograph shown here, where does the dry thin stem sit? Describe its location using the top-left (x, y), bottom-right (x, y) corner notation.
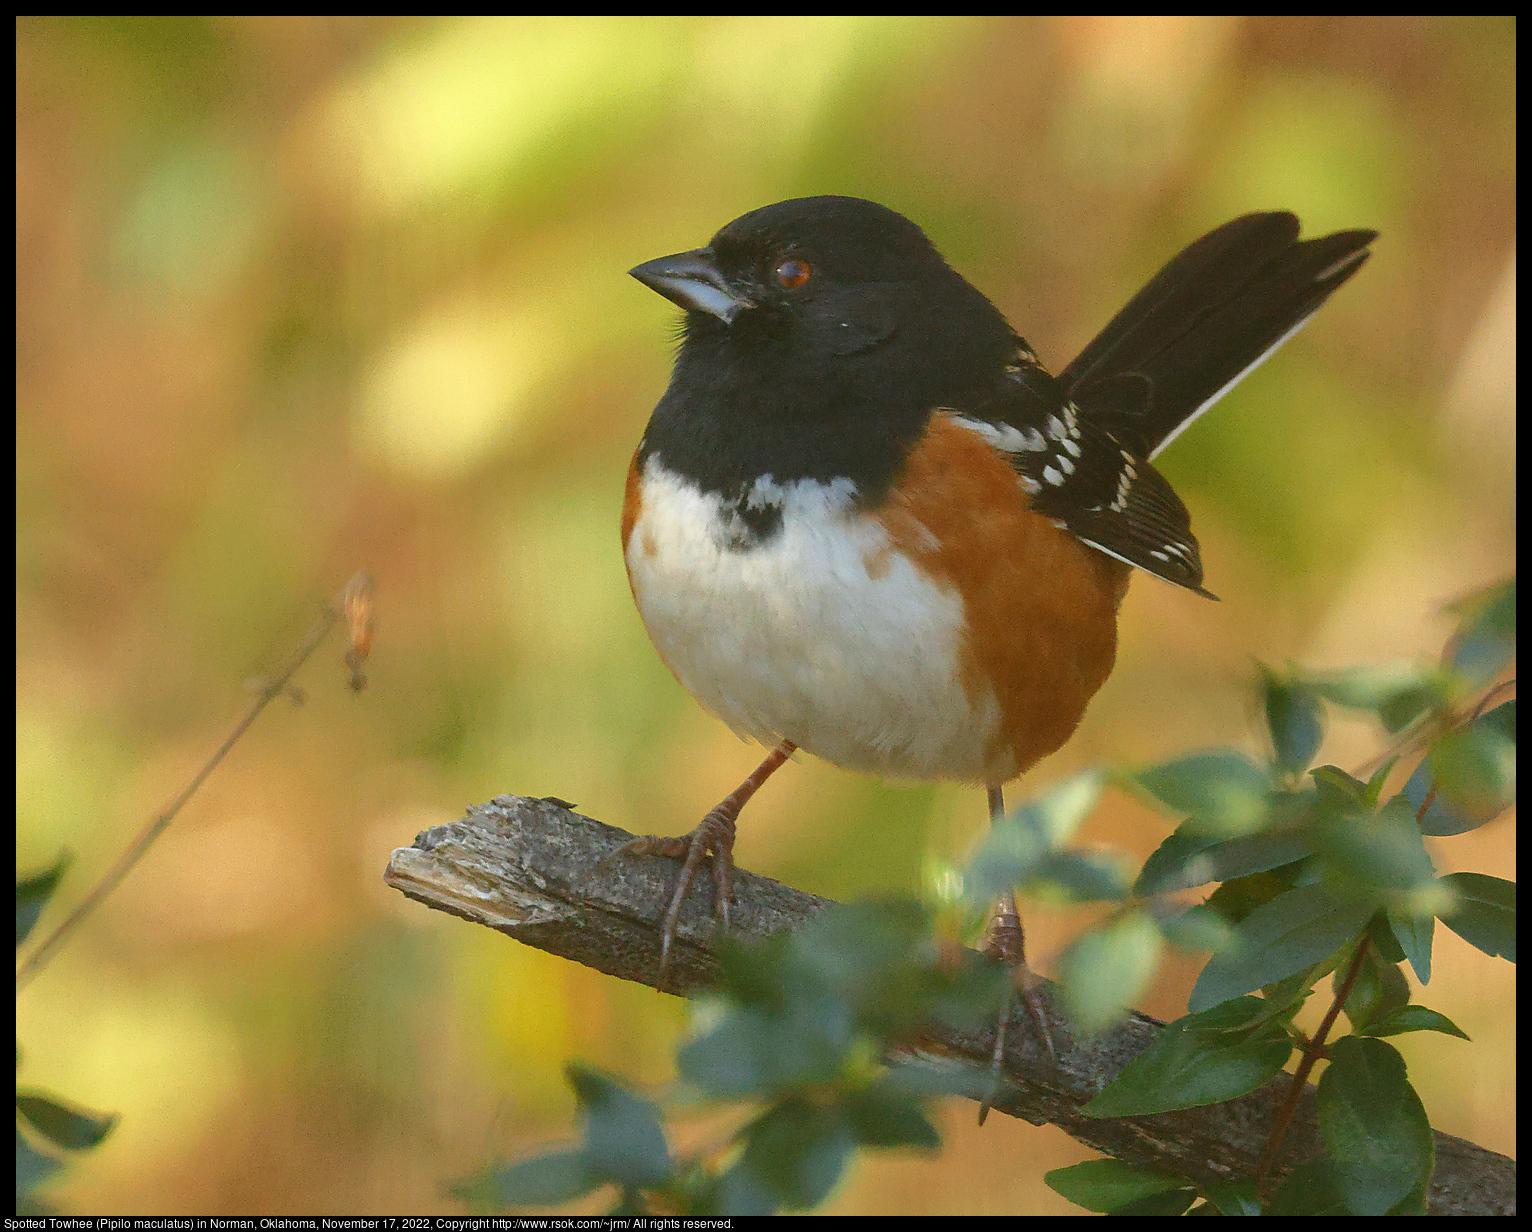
top-left (1254, 937), bottom-right (1371, 1198)
top-left (16, 570), bottom-right (372, 990)
top-left (1348, 675), bottom-right (1516, 782)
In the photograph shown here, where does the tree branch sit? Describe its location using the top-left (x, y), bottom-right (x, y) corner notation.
top-left (383, 795), bottom-right (1514, 1216)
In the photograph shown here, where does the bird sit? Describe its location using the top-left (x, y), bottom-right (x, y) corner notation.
top-left (617, 196), bottom-right (1375, 1066)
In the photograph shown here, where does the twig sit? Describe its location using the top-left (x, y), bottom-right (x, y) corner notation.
top-left (1348, 676), bottom-right (1515, 782)
top-left (16, 571), bottom-right (373, 989)
top-left (1255, 937), bottom-right (1371, 1197)
top-left (383, 795), bottom-right (1515, 1215)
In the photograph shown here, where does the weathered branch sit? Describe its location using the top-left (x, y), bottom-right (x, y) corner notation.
top-left (384, 795), bottom-right (1514, 1216)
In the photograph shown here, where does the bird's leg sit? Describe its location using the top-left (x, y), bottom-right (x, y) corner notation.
top-left (978, 784), bottom-right (1054, 1124)
top-left (620, 739), bottom-right (796, 981)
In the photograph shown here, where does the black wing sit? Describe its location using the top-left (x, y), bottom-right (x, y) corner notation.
top-left (946, 215), bottom-right (1374, 597)
top-left (943, 342), bottom-right (1212, 595)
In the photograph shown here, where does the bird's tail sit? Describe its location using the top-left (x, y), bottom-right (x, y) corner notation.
top-left (1060, 213), bottom-right (1376, 460)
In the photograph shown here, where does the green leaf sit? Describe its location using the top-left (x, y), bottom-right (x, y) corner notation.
top-left (840, 1083), bottom-right (940, 1150)
top-left (1449, 630), bottom-right (1515, 684)
top-left (1028, 848), bottom-right (1132, 902)
top-left (738, 1100), bottom-right (855, 1211)
top-left (1264, 1157), bottom-right (1348, 1215)
top-left (790, 899), bottom-right (929, 994)
top-left (1367, 912), bottom-right (1407, 965)
top-left (1083, 1012), bottom-right (1292, 1117)
top-left (1335, 946), bottom-right (1410, 1032)
top-left (1043, 1158), bottom-right (1187, 1213)
top-left (1140, 822), bottom-right (1318, 900)
top-left (1199, 1179), bottom-right (1262, 1215)
top-left (1363, 757), bottom-right (1398, 807)
top-left (1262, 668), bottom-right (1324, 776)
top-left (484, 1149), bottom-right (599, 1208)
top-left (1204, 863), bottom-right (1306, 926)
top-left (879, 1055), bottom-right (989, 1101)
top-left (1427, 708), bottom-right (1516, 823)
top-left (785, 900), bottom-right (931, 1039)
top-left (1201, 829), bottom-right (1319, 887)
top-left (677, 1005), bottom-right (776, 1097)
top-left (1479, 695), bottom-right (1517, 740)
top-left (1133, 752), bottom-right (1271, 837)
top-left (1178, 993), bottom-right (1279, 1036)
top-left (1308, 664), bottom-right (1448, 731)
top-left (1356, 1004), bottom-right (1470, 1041)
top-left (1381, 908), bottom-right (1434, 984)
top-left (17, 853), bottom-right (71, 949)
top-left (710, 929), bottom-right (795, 1010)
top-left (679, 996), bottom-right (852, 1097)
top-left (701, 1162), bottom-right (778, 1216)
top-left (1309, 764), bottom-right (1368, 805)
top-left (1188, 885), bottom-right (1373, 1012)
top-left (1057, 910), bottom-right (1163, 1034)
top-left (567, 1065), bottom-right (671, 1188)
top-left (16, 1126), bottom-right (64, 1197)
top-left (1437, 872), bottom-right (1515, 961)
top-left (1109, 1187), bottom-right (1199, 1215)
top-left (1134, 829), bottom-right (1220, 896)
top-left (1312, 795), bottom-right (1443, 912)
top-left (1377, 686), bottom-right (1440, 733)
top-left (1156, 903), bottom-right (1237, 954)
top-left (14, 1092), bottom-right (116, 1152)
top-left (925, 949), bottom-right (1010, 1036)
top-left (963, 771), bottom-right (1103, 904)
top-left (1445, 577), bottom-right (1515, 683)
top-left (1316, 1037), bottom-right (1434, 1216)
top-left (1399, 758), bottom-right (1476, 836)
top-left (1385, 1176), bottom-right (1431, 1216)
top-left (707, 898), bottom-right (960, 1056)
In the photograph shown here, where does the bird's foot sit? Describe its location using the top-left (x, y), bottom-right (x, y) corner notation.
top-left (619, 740), bottom-right (795, 986)
top-left (977, 892), bottom-right (1054, 1124)
top-left (619, 803), bottom-right (738, 984)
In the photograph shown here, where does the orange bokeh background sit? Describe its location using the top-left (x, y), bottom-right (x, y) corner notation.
top-left (17, 16), bottom-right (1513, 1215)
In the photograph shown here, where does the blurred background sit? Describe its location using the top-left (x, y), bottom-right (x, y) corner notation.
top-left (16, 15), bottom-right (1514, 1215)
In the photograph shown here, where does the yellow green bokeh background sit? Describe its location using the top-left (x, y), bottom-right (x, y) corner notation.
top-left (17, 16), bottom-right (1514, 1215)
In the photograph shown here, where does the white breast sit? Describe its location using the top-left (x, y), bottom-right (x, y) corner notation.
top-left (625, 456), bottom-right (1001, 782)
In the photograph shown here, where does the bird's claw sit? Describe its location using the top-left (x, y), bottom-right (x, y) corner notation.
top-left (620, 805), bottom-right (737, 984)
top-left (977, 896), bottom-right (1055, 1125)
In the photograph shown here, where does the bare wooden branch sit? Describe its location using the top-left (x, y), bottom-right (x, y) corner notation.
top-left (384, 795), bottom-right (1514, 1216)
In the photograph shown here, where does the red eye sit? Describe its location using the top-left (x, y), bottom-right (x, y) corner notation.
top-left (773, 257), bottom-right (813, 289)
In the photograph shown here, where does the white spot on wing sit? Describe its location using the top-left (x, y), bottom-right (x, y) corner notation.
top-left (945, 413), bottom-right (1046, 454)
top-left (1075, 535), bottom-right (1190, 588)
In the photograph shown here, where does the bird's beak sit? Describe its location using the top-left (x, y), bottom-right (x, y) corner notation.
top-left (629, 248), bottom-right (754, 324)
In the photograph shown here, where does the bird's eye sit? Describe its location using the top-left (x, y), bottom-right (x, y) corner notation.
top-left (772, 257), bottom-right (813, 289)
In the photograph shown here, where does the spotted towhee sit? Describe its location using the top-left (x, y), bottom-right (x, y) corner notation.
top-left (619, 197), bottom-right (1375, 1027)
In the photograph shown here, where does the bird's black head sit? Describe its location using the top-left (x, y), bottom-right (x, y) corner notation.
top-left (631, 195), bottom-right (1008, 364)
top-left (630, 196), bottom-right (1015, 499)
